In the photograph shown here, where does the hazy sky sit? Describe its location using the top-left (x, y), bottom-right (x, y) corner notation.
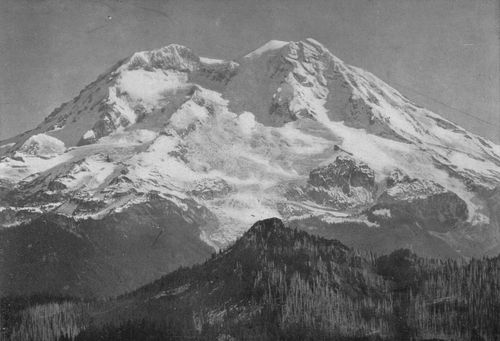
top-left (1, 0), bottom-right (499, 142)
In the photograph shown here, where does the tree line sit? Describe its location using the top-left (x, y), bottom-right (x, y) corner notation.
top-left (1, 219), bottom-right (498, 340)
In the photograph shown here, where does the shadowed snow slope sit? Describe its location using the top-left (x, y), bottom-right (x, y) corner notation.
top-left (1, 39), bottom-right (500, 296)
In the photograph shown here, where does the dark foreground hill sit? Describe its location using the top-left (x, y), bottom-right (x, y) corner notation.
top-left (2, 218), bottom-right (499, 341)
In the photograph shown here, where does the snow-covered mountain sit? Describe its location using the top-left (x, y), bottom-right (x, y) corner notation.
top-left (1, 38), bottom-right (499, 295)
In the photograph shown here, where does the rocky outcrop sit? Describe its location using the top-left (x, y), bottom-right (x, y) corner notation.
top-left (190, 178), bottom-right (233, 200)
top-left (77, 110), bottom-right (127, 146)
top-left (289, 155), bottom-right (376, 209)
top-left (192, 59), bottom-right (239, 87)
top-left (127, 44), bottom-right (200, 72)
top-left (308, 155), bottom-right (375, 194)
top-left (368, 170), bottom-right (468, 232)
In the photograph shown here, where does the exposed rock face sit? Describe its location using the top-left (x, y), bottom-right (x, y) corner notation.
top-left (78, 115), bottom-right (116, 146)
top-left (269, 98), bottom-right (298, 125)
top-left (488, 187), bottom-right (500, 225)
top-left (309, 155), bottom-right (375, 194)
top-left (368, 170), bottom-right (468, 232)
top-left (190, 178), bottom-right (233, 200)
top-left (192, 59), bottom-right (239, 88)
top-left (128, 44), bottom-right (201, 72)
top-left (0, 206), bottom-right (42, 228)
top-left (481, 186), bottom-right (500, 256)
top-left (290, 155), bottom-right (376, 209)
top-left (386, 168), bottom-right (408, 187)
top-left (325, 76), bottom-right (411, 142)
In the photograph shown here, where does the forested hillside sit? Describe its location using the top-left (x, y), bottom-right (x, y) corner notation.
top-left (1, 218), bottom-right (499, 340)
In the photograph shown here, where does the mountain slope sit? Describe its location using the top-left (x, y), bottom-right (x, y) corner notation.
top-left (3, 218), bottom-right (499, 340)
top-left (0, 194), bottom-right (213, 297)
top-left (1, 39), bottom-right (500, 297)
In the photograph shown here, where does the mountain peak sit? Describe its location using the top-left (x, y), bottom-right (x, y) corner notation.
top-left (243, 40), bottom-right (289, 58)
top-left (1, 38), bottom-right (500, 267)
top-left (242, 38), bottom-right (331, 60)
top-left (245, 217), bottom-right (286, 237)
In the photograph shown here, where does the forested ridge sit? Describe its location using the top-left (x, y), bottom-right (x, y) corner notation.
top-left (1, 218), bottom-right (499, 340)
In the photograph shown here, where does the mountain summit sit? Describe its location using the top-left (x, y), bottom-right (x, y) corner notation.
top-left (1, 39), bottom-right (499, 296)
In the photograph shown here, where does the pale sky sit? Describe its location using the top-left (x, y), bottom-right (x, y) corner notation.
top-left (1, 0), bottom-right (499, 142)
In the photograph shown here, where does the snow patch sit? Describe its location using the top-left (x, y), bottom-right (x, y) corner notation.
top-left (170, 100), bottom-right (209, 130)
top-left (372, 208), bottom-right (392, 218)
top-left (99, 129), bottom-right (157, 146)
top-left (244, 40), bottom-right (289, 58)
top-left (83, 130), bottom-right (95, 140)
top-left (0, 143), bottom-right (15, 149)
top-left (117, 69), bottom-right (188, 108)
top-left (107, 87), bottom-right (137, 124)
top-left (59, 155), bottom-right (115, 190)
top-left (200, 57), bottom-right (225, 65)
top-left (277, 122), bottom-right (331, 155)
top-left (19, 134), bottom-right (66, 156)
top-left (237, 112), bottom-right (256, 135)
